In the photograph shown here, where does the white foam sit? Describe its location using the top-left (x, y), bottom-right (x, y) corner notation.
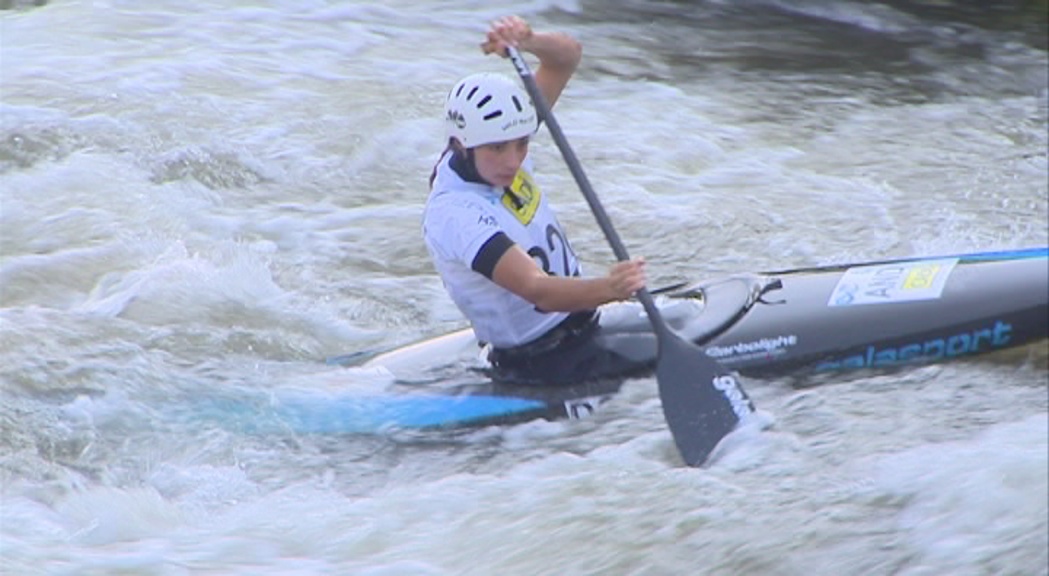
top-left (872, 414), bottom-right (1049, 574)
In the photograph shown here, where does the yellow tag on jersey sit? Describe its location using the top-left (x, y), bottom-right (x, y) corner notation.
top-left (501, 170), bottom-right (541, 225)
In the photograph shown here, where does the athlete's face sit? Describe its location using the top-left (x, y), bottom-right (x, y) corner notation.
top-left (472, 137), bottom-right (530, 187)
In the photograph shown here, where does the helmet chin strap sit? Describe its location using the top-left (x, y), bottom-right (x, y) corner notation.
top-left (449, 145), bottom-right (493, 187)
top-left (449, 142), bottom-right (521, 208)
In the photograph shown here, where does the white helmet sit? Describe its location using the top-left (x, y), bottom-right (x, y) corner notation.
top-left (444, 73), bottom-right (537, 148)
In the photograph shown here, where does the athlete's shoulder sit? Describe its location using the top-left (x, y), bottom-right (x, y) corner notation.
top-left (426, 186), bottom-right (494, 217)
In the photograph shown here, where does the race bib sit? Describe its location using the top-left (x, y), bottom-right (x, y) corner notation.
top-left (501, 170), bottom-right (541, 225)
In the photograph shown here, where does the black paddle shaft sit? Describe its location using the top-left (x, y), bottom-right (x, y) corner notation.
top-left (505, 48), bottom-right (672, 336)
top-left (505, 47), bottom-right (757, 466)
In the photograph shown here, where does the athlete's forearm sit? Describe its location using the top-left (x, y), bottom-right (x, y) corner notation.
top-left (481, 17), bottom-right (581, 108)
top-left (520, 31), bottom-right (582, 74)
top-left (492, 247), bottom-right (644, 312)
top-left (527, 274), bottom-right (620, 313)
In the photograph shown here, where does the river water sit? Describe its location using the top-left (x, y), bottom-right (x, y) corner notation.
top-left (1, 1), bottom-right (1047, 574)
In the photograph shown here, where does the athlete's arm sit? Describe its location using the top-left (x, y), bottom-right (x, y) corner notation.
top-left (481, 16), bottom-right (582, 108)
top-left (488, 242), bottom-right (646, 313)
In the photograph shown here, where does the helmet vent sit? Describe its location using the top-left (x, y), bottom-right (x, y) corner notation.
top-left (483, 110), bottom-right (503, 121)
top-left (476, 95), bottom-right (492, 109)
top-left (511, 95), bottom-right (523, 112)
top-left (466, 86), bottom-right (479, 101)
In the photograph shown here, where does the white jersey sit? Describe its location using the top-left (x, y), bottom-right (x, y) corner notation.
top-left (423, 152), bottom-right (582, 348)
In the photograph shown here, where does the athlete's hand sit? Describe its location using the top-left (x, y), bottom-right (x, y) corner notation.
top-left (481, 15), bottom-right (534, 56)
top-left (606, 257), bottom-right (647, 301)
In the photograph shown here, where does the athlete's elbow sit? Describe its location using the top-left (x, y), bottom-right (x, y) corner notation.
top-left (564, 36), bottom-right (582, 68)
top-left (527, 289), bottom-right (563, 314)
top-left (522, 278), bottom-right (569, 313)
top-left (545, 33), bottom-right (582, 71)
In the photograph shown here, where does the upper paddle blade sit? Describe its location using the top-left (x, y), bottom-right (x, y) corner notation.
top-left (655, 330), bottom-right (756, 467)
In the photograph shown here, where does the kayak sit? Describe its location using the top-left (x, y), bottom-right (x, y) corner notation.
top-left (203, 247), bottom-right (1047, 436)
top-left (694, 246), bottom-right (1048, 377)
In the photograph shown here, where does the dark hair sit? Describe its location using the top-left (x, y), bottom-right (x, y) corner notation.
top-left (429, 142), bottom-right (451, 188)
top-left (428, 138), bottom-right (463, 188)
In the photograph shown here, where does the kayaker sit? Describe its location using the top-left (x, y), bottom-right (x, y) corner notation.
top-left (423, 16), bottom-right (651, 386)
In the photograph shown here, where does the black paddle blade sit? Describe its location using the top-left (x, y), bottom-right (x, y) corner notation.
top-left (504, 47), bottom-right (759, 467)
top-left (656, 331), bottom-right (756, 467)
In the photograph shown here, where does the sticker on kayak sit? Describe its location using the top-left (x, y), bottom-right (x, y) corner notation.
top-left (828, 258), bottom-right (959, 306)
